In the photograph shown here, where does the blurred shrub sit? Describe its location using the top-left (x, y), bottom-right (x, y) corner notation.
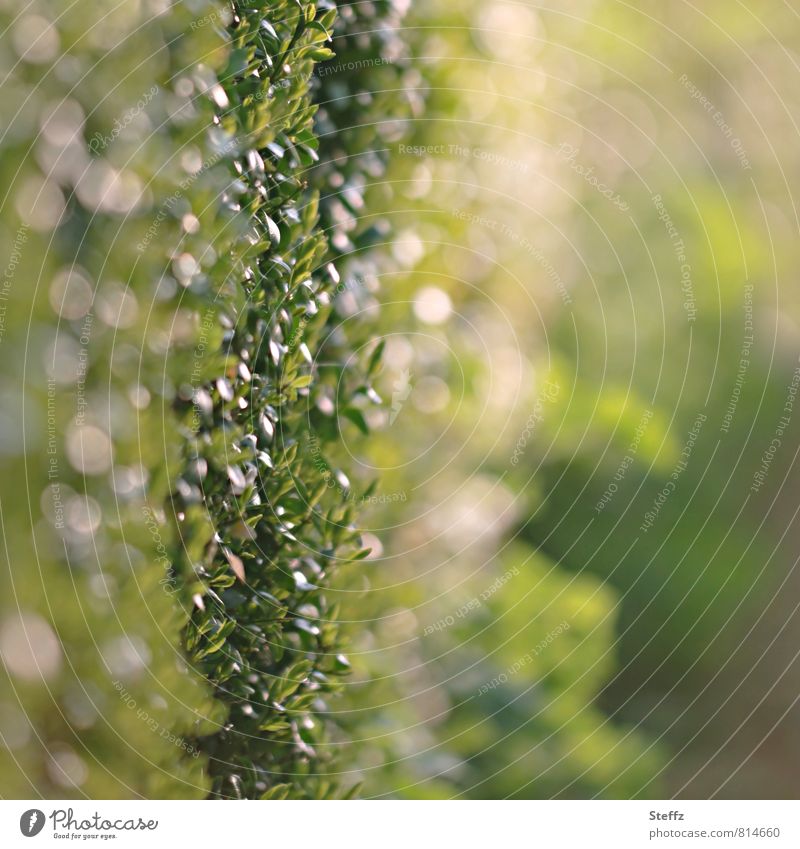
top-left (312, 0), bottom-right (665, 798)
top-left (0, 0), bottom-right (225, 798)
top-left (0, 0), bottom-right (402, 800)
top-left (514, 1), bottom-right (800, 762)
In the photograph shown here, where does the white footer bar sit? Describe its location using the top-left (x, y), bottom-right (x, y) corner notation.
top-left (1, 800), bottom-right (797, 848)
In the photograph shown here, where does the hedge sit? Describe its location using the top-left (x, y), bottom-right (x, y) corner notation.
top-left (172, 0), bottom-right (410, 800)
top-left (0, 0), bottom-right (402, 800)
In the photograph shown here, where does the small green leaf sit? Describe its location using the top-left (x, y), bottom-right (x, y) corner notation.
top-left (367, 339), bottom-right (385, 376)
top-left (342, 407), bottom-right (369, 436)
top-left (260, 783), bottom-right (292, 800)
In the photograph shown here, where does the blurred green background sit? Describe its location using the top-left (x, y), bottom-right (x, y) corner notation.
top-left (3, 0), bottom-right (800, 800)
top-left (325, 0), bottom-right (800, 798)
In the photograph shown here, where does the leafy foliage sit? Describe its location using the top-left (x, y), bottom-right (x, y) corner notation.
top-left (168, 1), bottom-right (407, 799)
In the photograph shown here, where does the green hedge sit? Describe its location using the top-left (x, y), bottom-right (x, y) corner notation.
top-left (0, 0), bottom-right (400, 800)
top-left (173, 0), bottom-right (406, 800)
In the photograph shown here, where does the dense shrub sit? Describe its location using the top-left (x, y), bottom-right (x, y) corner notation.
top-left (171, 0), bottom-right (408, 800)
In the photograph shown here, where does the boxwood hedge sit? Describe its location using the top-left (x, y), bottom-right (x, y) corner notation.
top-left (172, 0), bottom-right (411, 800)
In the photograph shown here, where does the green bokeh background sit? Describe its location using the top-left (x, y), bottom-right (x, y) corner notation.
top-left (329, 0), bottom-right (800, 798)
top-left (2, 0), bottom-right (800, 800)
